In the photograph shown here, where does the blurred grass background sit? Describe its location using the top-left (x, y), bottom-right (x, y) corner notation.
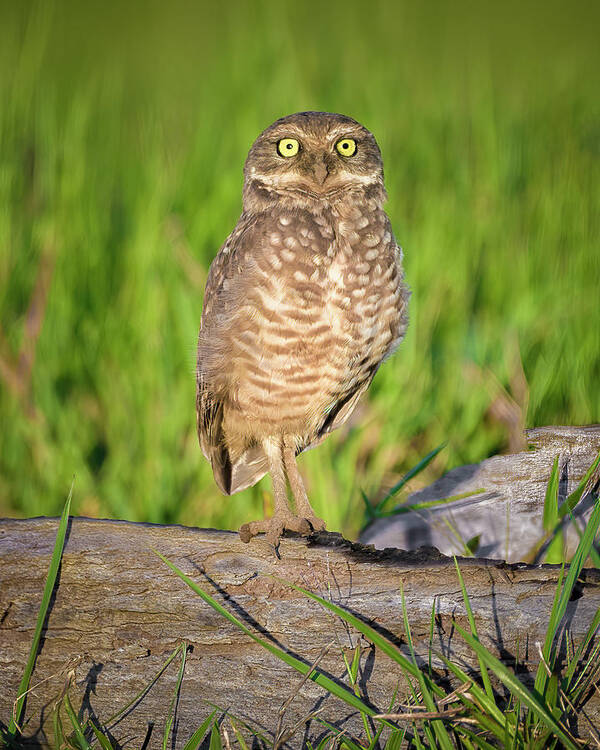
top-left (0, 0), bottom-right (598, 538)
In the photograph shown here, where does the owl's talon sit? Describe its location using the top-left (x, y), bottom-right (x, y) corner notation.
top-left (238, 514), bottom-right (317, 546)
top-left (265, 524), bottom-right (286, 548)
top-left (307, 516), bottom-right (326, 532)
top-left (238, 523), bottom-right (253, 544)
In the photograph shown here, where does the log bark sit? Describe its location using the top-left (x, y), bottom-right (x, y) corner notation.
top-left (1, 426), bottom-right (599, 748)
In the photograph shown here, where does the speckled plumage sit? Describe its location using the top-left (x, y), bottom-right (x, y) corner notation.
top-left (197, 111), bottom-right (409, 546)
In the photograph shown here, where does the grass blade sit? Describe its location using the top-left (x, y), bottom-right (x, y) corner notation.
top-left (374, 443), bottom-right (446, 512)
top-left (89, 723), bottom-right (115, 750)
top-left (64, 692), bottom-right (92, 750)
top-left (227, 717), bottom-right (249, 750)
top-left (382, 489), bottom-right (485, 517)
top-left (162, 643), bottom-right (188, 750)
top-left (8, 484), bottom-right (73, 737)
top-left (453, 557), bottom-right (494, 702)
top-left (181, 711), bottom-right (217, 750)
top-left (559, 450), bottom-right (600, 519)
top-left (533, 563), bottom-right (565, 699)
top-left (568, 514), bottom-right (600, 568)
top-left (427, 597), bottom-right (436, 678)
top-left (383, 730), bottom-right (406, 750)
top-left (208, 722), bottom-right (223, 750)
top-left (542, 456), bottom-right (560, 531)
top-left (360, 488), bottom-right (376, 521)
top-left (52, 698), bottom-right (67, 750)
top-left (545, 528), bottom-right (565, 565)
top-left (542, 456), bottom-right (563, 563)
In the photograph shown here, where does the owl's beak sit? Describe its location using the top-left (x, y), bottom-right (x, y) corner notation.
top-left (312, 156), bottom-right (330, 186)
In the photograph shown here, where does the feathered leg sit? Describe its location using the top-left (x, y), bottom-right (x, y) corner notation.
top-left (239, 437), bottom-right (311, 546)
top-left (282, 437), bottom-right (326, 532)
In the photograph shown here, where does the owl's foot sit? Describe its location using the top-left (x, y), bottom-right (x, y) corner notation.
top-left (239, 513), bottom-right (326, 547)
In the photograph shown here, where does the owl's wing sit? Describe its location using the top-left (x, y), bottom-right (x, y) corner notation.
top-left (197, 386), bottom-right (268, 495)
top-left (299, 369), bottom-right (378, 456)
top-left (196, 217), bottom-right (269, 495)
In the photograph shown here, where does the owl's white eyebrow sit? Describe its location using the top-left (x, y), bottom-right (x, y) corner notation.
top-left (250, 171), bottom-right (380, 188)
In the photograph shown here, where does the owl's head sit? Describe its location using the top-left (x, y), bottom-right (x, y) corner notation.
top-left (243, 111), bottom-right (385, 209)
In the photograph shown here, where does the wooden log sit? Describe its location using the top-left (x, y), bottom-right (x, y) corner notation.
top-left (1, 512), bottom-right (599, 747)
top-left (361, 425), bottom-right (600, 561)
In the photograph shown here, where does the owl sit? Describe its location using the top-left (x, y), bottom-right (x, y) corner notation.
top-left (197, 111), bottom-right (409, 547)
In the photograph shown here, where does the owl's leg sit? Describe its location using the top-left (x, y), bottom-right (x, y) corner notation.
top-left (282, 438), bottom-right (326, 533)
top-left (239, 437), bottom-right (311, 546)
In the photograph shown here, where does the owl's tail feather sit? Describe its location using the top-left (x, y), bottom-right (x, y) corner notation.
top-left (198, 389), bottom-right (269, 495)
top-left (210, 444), bottom-right (269, 496)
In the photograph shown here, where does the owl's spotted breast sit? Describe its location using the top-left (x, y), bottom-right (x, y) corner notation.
top-left (199, 200), bottom-right (408, 456)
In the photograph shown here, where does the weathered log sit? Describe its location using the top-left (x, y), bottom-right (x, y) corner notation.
top-left (1, 513), bottom-right (599, 747)
top-left (361, 425), bottom-right (600, 561)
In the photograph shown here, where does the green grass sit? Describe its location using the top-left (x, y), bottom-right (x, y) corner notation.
top-left (5, 483), bottom-right (71, 737)
top-left (0, 0), bottom-right (599, 536)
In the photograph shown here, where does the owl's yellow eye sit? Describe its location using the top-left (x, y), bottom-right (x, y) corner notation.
top-left (277, 138), bottom-right (300, 157)
top-left (336, 138), bottom-right (357, 157)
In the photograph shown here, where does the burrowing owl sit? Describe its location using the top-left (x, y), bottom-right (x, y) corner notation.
top-left (197, 111), bottom-right (409, 547)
